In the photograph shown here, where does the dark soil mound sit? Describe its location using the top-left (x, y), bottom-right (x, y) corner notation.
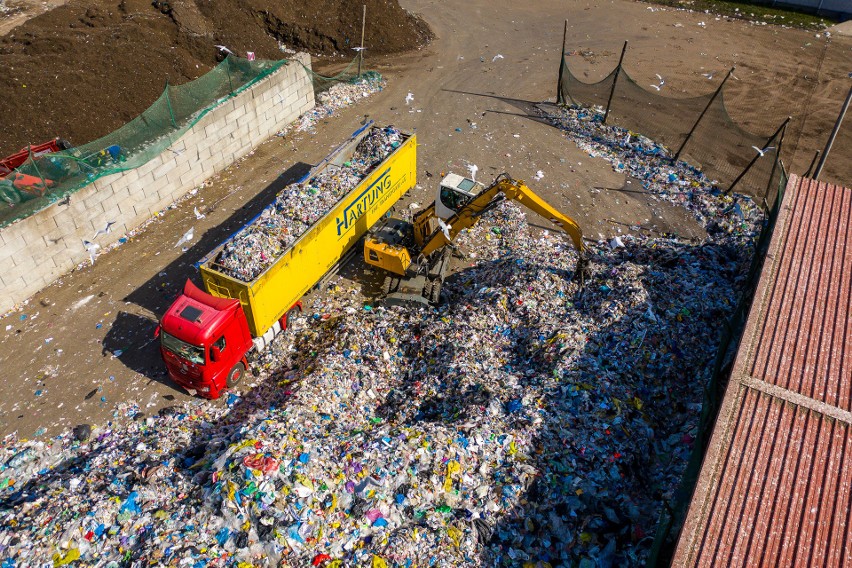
top-left (0, 0), bottom-right (430, 155)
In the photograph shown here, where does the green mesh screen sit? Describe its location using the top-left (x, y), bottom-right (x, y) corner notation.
top-left (559, 57), bottom-right (784, 203)
top-left (0, 56), bottom-right (287, 228)
top-left (290, 53), bottom-right (378, 95)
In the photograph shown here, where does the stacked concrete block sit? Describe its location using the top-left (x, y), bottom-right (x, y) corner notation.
top-left (0, 53), bottom-right (315, 313)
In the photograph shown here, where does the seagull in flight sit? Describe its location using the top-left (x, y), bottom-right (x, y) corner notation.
top-left (92, 221), bottom-right (116, 239)
top-left (215, 45), bottom-right (234, 55)
top-left (492, 54), bottom-right (504, 62)
top-left (437, 218), bottom-right (453, 242)
top-left (82, 240), bottom-right (100, 265)
top-left (752, 145), bottom-right (775, 157)
top-left (702, 72), bottom-right (715, 80)
top-left (650, 74), bottom-right (665, 91)
top-left (467, 163), bottom-right (478, 182)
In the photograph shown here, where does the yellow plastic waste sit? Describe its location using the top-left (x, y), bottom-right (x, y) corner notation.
top-left (52, 548), bottom-right (80, 566)
top-left (447, 526), bottom-right (463, 548)
top-left (444, 459), bottom-right (460, 491)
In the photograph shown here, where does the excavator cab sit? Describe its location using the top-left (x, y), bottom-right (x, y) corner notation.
top-left (435, 173), bottom-right (482, 220)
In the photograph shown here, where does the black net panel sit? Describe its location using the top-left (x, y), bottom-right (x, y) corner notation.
top-left (684, 90), bottom-right (779, 201)
top-left (561, 65), bottom-right (616, 109)
top-left (559, 56), bottom-right (785, 204)
top-left (606, 68), bottom-right (714, 151)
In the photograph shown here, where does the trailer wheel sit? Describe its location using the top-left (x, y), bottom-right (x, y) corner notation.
top-left (226, 362), bottom-right (246, 388)
top-left (285, 307), bottom-right (301, 331)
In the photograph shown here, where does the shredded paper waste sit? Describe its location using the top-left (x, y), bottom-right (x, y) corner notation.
top-left (0, 105), bottom-right (764, 567)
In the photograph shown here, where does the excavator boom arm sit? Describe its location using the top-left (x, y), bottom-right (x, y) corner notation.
top-left (501, 181), bottom-right (584, 251)
top-left (419, 175), bottom-right (584, 258)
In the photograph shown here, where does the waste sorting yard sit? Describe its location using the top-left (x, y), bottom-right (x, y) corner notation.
top-left (0, 108), bottom-right (763, 565)
top-left (1, 0), bottom-right (852, 566)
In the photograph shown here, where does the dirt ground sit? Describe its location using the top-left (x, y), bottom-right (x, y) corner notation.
top-left (1, 0), bottom-right (851, 439)
top-left (0, 0), bottom-right (430, 154)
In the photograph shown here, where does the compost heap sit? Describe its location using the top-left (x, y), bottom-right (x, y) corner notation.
top-left (0, 108), bottom-right (765, 567)
top-left (215, 126), bottom-right (404, 282)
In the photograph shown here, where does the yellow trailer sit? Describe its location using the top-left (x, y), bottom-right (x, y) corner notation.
top-left (197, 124), bottom-right (416, 339)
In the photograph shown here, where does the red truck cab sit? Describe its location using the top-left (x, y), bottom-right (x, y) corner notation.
top-left (158, 280), bottom-right (253, 398)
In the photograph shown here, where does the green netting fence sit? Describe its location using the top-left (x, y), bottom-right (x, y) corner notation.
top-left (0, 56), bottom-right (288, 228)
top-left (292, 53), bottom-right (379, 95)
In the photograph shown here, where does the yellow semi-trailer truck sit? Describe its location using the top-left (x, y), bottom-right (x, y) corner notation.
top-left (157, 123), bottom-right (416, 398)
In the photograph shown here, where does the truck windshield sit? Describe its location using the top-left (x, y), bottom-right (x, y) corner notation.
top-left (161, 331), bottom-right (205, 365)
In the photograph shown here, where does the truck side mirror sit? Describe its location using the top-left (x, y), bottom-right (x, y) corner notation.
top-left (210, 346), bottom-right (221, 362)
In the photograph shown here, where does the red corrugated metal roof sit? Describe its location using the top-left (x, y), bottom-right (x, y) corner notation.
top-left (673, 175), bottom-right (852, 567)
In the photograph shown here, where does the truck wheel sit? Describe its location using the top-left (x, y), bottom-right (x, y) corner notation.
top-left (226, 362), bottom-right (246, 388)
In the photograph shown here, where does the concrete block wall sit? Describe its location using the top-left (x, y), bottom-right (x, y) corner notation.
top-left (0, 53), bottom-right (315, 314)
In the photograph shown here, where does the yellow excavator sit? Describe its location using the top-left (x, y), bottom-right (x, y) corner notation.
top-left (364, 172), bottom-right (584, 305)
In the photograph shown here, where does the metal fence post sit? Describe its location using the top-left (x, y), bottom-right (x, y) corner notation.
top-left (813, 82), bottom-right (852, 180)
top-left (357, 5), bottom-right (366, 78)
top-left (556, 20), bottom-right (568, 105)
top-left (603, 41), bottom-right (627, 125)
top-left (726, 117), bottom-right (790, 195)
top-left (225, 56), bottom-right (234, 94)
top-left (673, 67), bottom-right (734, 162)
top-left (762, 119), bottom-right (788, 207)
top-left (165, 82), bottom-right (178, 128)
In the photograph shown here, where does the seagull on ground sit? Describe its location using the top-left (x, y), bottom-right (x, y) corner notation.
top-left (82, 240), bottom-right (100, 265)
top-left (194, 207), bottom-right (206, 220)
top-left (534, 170), bottom-right (545, 181)
top-left (405, 92), bottom-right (414, 105)
top-left (752, 145), bottom-right (775, 157)
top-left (174, 227), bottom-right (194, 248)
top-left (92, 221), bottom-right (116, 239)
